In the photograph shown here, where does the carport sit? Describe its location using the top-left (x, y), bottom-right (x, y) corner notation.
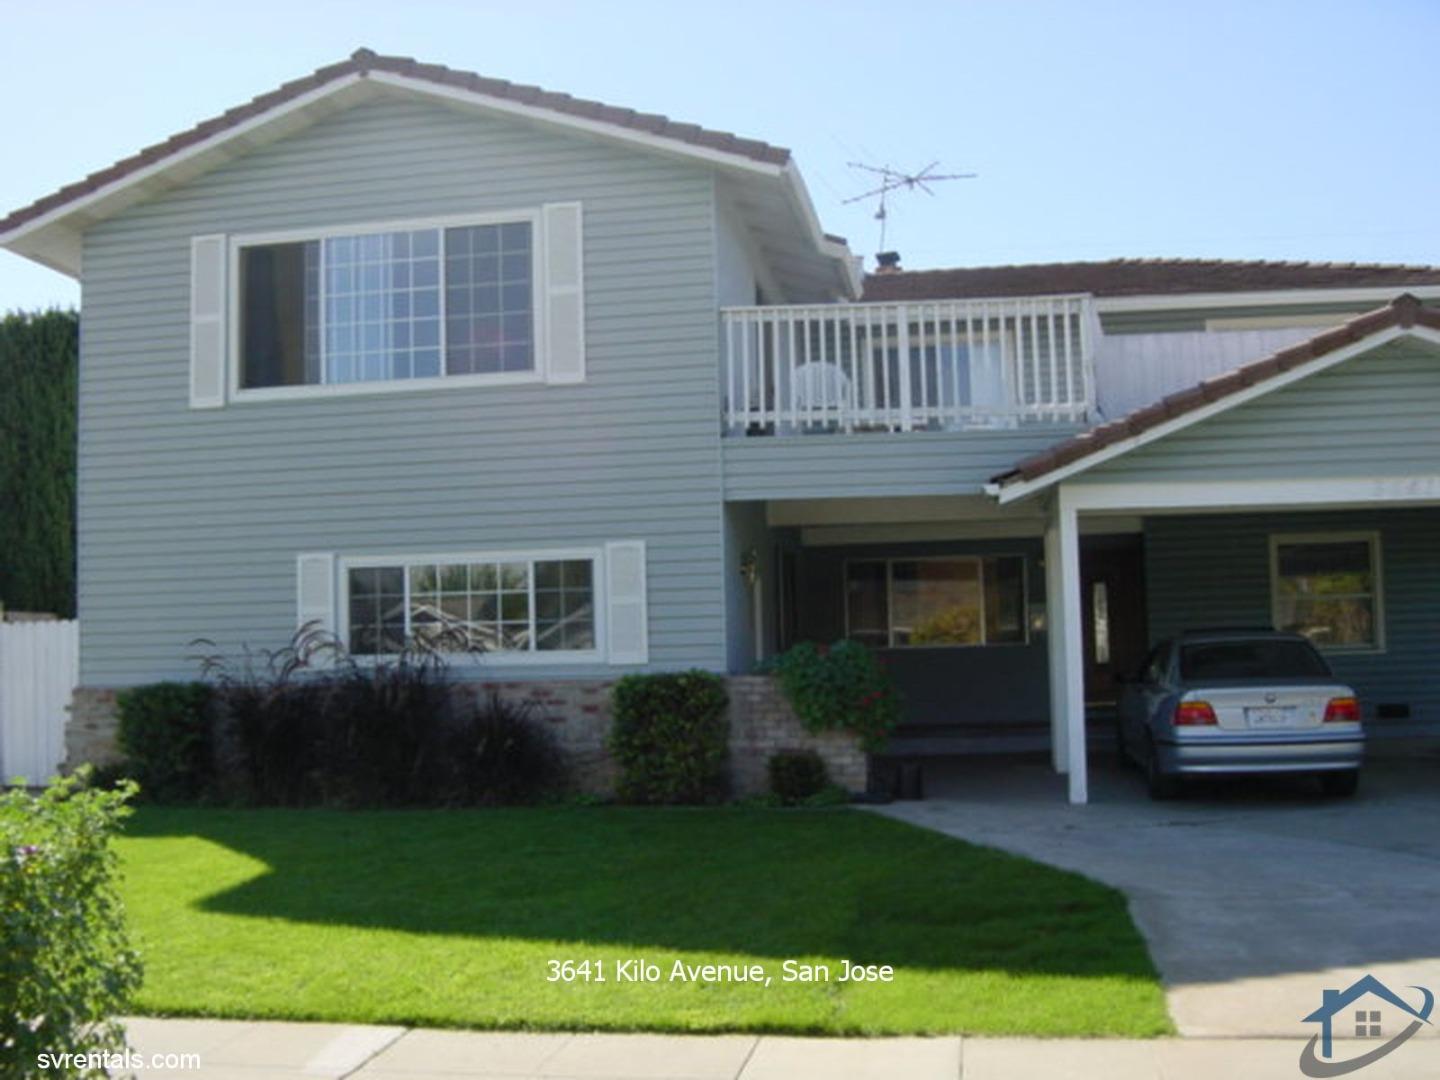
top-left (988, 296), bottom-right (1440, 803)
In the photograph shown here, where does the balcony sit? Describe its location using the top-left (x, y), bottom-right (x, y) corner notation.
top-left (722, 295), bottom-right (1096, 435)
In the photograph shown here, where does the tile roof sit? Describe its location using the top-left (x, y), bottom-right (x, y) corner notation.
top-left (992, 294), bottom-right (1440, 488)
top-left (862, 258), bottom-right (1440, 301)
top-left (0, 48), bottom-right (792, 238)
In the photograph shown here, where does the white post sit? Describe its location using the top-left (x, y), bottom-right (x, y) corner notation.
top-left (1057, 489), bottom-right (1088, 804)
top-left (1044, 512), bottom-right (1069, 775)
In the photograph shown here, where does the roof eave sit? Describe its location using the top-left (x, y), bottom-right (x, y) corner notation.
top-left (1, 59), bottom-right (857, 286)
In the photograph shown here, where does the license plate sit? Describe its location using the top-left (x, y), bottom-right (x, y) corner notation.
top-left (1246, 706), bottom-right (1296, 728)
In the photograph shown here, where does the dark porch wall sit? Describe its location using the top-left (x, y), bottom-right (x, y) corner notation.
top-left (796, 538), bottom-right (1050, 727)
top-left (1145, 508), bottom-right (1440, 735)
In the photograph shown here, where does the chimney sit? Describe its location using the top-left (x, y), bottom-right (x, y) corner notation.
top-left (874, 251), bottom-right (902, 274)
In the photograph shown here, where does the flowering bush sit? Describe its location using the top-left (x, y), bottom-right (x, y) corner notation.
top-left (1, 770), bottom-right (143, 1077)
top-left (768, 640), bottom-right (900, 750)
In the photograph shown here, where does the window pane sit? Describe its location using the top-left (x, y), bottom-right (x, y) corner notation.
top-left (324, 229), bottom-right (439, 384)
top-left (240, 242), bottom-right (319, 387)
top-left (891, 559), bottom-right (982, 646)
top-left (348, 565), bottom-right (405, 655)
top-left (1275, 539), bottom-right (1377, 648)
top-left (444, 222), bottom-right (534, 375)
top-left (535, 559), bottom-right (595, 652)
top-left (984, 556), bottom-right (1027, 644)
top-left (845, 562), bottom-right (888, 646)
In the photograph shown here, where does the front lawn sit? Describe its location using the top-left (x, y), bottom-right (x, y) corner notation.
top-left (116, 806), bottom-right (1171, 1036)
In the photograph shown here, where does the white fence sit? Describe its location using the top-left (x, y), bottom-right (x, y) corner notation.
top-left (0, 620), bottom-right (78, 785)
top-left (722, 295), bottom-right (1096, 434)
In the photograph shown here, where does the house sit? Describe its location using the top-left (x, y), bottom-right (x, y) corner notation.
top-left (4, 49), bottom-right (1440, 802)
top-left (1300, 973), bottom-right (1432, 1061)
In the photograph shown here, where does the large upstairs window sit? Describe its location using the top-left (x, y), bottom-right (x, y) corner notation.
top-left (238, 217), bottom-right (536, 389)
top-left (187, 203), bottom-right (585, 408)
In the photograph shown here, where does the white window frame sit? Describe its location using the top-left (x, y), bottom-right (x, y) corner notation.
top-left (1268, 530), bottom-right (1385, 654)
top-left (843, 553), bottom-right (1030, 649)
top-left (227, 208), bottom-right (548, 403)
top-left (338, 546), bottom-right (606, 666)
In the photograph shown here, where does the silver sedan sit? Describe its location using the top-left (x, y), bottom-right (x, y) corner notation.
top-left (1116, 630), bottom-right (1365, 799)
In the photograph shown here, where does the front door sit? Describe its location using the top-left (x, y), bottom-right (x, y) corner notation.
top-left (1081, 535), bottom-right (1148, 706)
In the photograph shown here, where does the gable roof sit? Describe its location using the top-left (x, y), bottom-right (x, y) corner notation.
top-left (1302, 974), bottom-right (1433, 1024)
top-left (863, 258), bottom-right (1440, 302)
top-left (0, 49), bottom-right (858, 297)
top-left (991, 294), bottom-right (1440, 499)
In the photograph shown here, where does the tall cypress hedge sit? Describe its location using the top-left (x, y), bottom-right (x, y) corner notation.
top-left (0, 309), bottom-right (78, 617)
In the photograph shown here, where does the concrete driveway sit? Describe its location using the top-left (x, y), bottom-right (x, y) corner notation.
top-left (872, 747), bottom-right (1440, 1041)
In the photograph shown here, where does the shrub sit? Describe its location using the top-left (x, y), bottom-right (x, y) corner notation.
top-left (609, 671), bottom-right (729, 804)
top-left (115, 681), bottom-right (212, 803)
top-left (190, 626), bottom-right (565, 808)
top-left (1, 770), bottom-right (142, 1077)
top-left (769, 640), bottom-right (900, 750)
top-left (313, 648), bottom-right (453, 807)
top-left (436, 692), bottom-right (567, 805)
top-left (767, 749), bottom-right (829, 805)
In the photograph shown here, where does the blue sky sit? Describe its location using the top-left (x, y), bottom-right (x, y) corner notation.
top-left (2, 0), bottom-right (1437, 310)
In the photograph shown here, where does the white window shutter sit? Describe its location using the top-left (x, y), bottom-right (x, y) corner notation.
top-left (296, 553), bottom-right (337, 662)
top-left (604, 540), bottom-right (648, 665)
top-left (542, 202), bottom-right (585, 384)
top-left (189, 234), bottom-right (227, 409)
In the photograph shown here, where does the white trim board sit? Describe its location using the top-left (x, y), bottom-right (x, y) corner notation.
top-left (1059, 476), bottom-right (1440, 513)
top-left (1096, 284), bottom-right (1440, 313)
top-left (994, 326), bottom-right (1440, 504)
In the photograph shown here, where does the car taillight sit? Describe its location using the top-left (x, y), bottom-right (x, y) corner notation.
top-left (1324, 697), bottom-right (1360, 723)
top-left (1173, 700), bottom-right (1218, 726)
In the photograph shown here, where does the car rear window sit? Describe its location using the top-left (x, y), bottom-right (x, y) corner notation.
top-left (1180, 639), bottom-right (1331, 680)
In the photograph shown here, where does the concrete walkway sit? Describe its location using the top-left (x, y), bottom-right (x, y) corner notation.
top-left (120, 1016), bottom-right (1440, 1079)
top-left (870, 749), bottom-right (1440, 1043)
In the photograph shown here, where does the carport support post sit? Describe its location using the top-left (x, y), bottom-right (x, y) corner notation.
top-left (1045, 492), bottom-right (1088, 804)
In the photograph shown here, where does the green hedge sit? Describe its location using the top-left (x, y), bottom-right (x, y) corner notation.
top-left (1, 771), bottom-right (142, 1076)
top-left (609, 671), bottom-right (729, 804)
top-left (0, 309), bottom-right (78, 618)
top-left (116, 682), bottom-right (213, 803)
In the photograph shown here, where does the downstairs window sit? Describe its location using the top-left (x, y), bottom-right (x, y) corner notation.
top-left (346, 553), bottom-right (596, 658)
top-left (845, 555), bottom-right (1027, 648)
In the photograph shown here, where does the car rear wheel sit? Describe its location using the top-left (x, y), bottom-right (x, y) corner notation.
top-left (1319, 770), bottom-right (1360, 798)
top-left (1144, 737), bottom-right (1181, 800)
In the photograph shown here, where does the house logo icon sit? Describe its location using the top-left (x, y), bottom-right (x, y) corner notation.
top-left (1299, 974), bottom-right (1433, 1077)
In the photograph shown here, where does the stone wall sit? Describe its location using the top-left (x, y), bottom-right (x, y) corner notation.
top-left (726, 676), bottom-right (869, 796)
top-left (65, 676), bottom-right (869, 797)
top-left (68, 687), bottom-right (124, 770)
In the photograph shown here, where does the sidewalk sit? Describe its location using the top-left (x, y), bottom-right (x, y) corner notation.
top-left (120, 1017), bottom-right (1438, 1079)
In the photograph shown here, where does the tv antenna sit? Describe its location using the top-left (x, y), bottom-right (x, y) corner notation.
top-left (843, 161), bottom-right (977, 254)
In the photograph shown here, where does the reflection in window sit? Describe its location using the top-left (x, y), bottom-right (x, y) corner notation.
top-left (845, 555), bottom-right (1027, 648)
top-left (1273, 535), bottom-right (1380, 650)
top-left (347, 556), bottom-right (594, 657)
top-left (239, 220), bottom-right (534, 389)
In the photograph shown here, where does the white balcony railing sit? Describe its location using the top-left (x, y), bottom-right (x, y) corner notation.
top-left (722, 295), bottom-right (1096, 435)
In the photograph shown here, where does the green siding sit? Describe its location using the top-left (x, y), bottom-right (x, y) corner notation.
top-left (1145, 509), bottom-right (1440, 735)
top-left (1076, 338), bottom-right (1440, 484)
top-left (79, 96), bottom-right (728, 684)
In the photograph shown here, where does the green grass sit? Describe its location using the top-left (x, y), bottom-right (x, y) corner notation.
top-left (115, 806), bottom-right (1171, 1036)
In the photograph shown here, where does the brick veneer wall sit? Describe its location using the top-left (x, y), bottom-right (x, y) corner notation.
top-left (67, 677), bottom-right (869, 797)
